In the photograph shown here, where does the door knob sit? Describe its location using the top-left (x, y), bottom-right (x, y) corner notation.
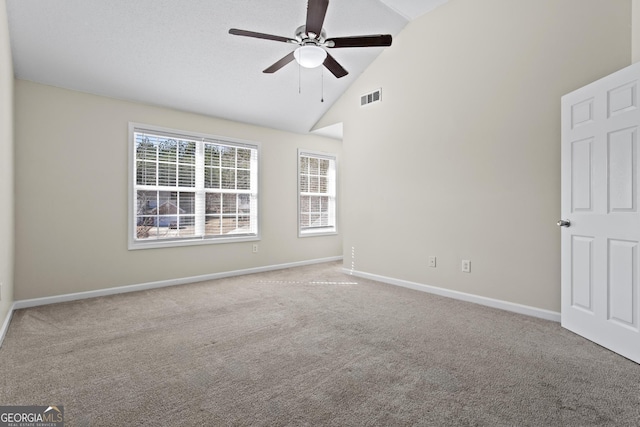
top-left (557, 219), bottom-right (571, 227)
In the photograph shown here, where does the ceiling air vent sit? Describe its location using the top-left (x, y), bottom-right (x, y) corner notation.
top-left (360, 88), bottom-right (381, 106)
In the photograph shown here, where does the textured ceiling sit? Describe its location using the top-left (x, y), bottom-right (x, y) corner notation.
top-left (6, 0), bottom-right (446, 136)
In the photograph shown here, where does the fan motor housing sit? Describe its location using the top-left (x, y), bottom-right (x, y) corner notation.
top-left (295, 25), bottom-right (327, 45)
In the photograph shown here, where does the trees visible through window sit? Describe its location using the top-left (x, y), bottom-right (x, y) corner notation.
top-left (298, 150), bottom-right (336, 236)
top-left (130, 125), bottom-right (258, 249)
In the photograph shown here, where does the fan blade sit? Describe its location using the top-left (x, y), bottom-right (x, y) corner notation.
top-left (326, 34), bottom-right (392, 48)
top-left (229, 28), bottom-right (294, 44)
top-left (323, 53), bottom-right (348, 78)
top-left (306, 0), bottom-right (329, 38)
top-left (263, 52), bottom-right (296, 73)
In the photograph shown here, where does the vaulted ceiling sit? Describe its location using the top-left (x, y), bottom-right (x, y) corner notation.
top-left (6, 0), bottom-right (448, 136)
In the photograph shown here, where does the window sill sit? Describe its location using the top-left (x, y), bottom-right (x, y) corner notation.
top-left (298, 229), bottom-right (338, 238)
top-left (128, 234), bottom-right (260, 250)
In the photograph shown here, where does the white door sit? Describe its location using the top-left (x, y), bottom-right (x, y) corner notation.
top-left (561, 62), bottom-right (640, 364)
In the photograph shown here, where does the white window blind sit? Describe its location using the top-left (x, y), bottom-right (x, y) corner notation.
top-left (298, 149), bottom-right (336, 236)
top-left (130, 124), bottom-right (258, 249)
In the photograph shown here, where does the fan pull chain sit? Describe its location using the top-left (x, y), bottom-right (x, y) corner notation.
top-left (321, 67), bottom-right (324, 103)
top-left (298, 59), bottom-right (301, 94)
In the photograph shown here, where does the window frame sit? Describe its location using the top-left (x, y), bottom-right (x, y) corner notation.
top-left (297, 149), bottom-right (337, 237)
top-left (128, 123), bottom-right (260, 250)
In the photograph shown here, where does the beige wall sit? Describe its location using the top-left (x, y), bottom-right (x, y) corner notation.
top-left (318, 0), bottom-right (631, 312)
top-left (0, 0), bottom-right (14, 323)
top-left (7, 0), bottom-right (638, 308)
top-left (14, 81), bottom-right (342, 300)
top-left (634, 0), bottom-right (640, 62)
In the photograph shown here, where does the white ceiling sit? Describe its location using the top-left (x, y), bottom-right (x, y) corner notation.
top-left (6, 0), bottom-right (447, 136)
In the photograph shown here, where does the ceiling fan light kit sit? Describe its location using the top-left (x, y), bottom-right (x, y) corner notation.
top-left (228, 0), bottom-right (392, 79)
top-left (294, 45), bottom-right (327, 68)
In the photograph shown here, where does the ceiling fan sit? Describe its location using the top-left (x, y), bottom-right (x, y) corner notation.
top-left (229, 0), bottom-right (392, 78)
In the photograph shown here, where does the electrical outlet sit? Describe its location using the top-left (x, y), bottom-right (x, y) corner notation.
top-left (428, 256), bottom-right (436, 268)
top-left (252, 244), bottom-right (259, 253)
top-left (461, 260), bottom-right (471, 273)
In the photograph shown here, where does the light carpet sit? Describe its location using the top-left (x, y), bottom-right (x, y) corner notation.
top-left (1, 261), bottom-right (639, 426)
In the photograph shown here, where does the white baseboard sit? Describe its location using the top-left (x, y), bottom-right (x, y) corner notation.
top-left (344, 268), bottom-right (561, 322)
top-left (0, 256), bottom-right (341, 348)
top-left (0, 303), bottom-right (16, 348)
top-left (11, 256), bottom-right (343, 311)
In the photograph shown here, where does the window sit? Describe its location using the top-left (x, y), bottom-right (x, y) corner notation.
top-left (129, 124), bottom-right (259, 249)
top-left (298, 149), bottom-right (337, 236)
